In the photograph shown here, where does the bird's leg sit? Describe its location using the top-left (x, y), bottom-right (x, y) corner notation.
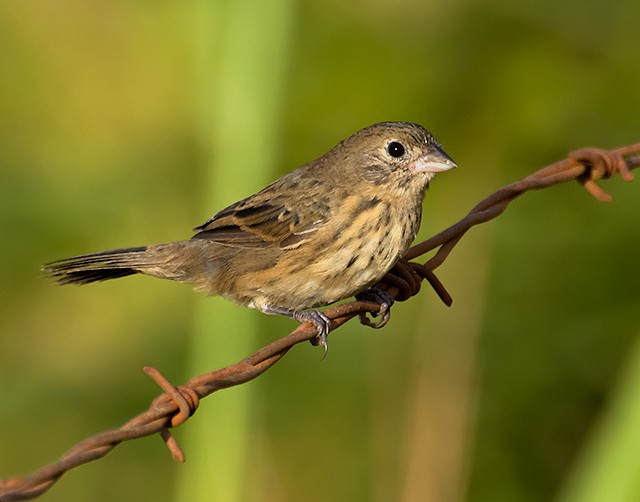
top-left (355, 287), bottom-right (394, 329)
top-left (261, 305), bottom-right (332, 355)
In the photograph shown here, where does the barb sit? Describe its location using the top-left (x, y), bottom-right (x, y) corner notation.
top-left (1, 143), bottom-right (638, 501)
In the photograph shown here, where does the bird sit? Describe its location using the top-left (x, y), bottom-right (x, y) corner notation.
top-left (43, 122), bottom-right (457, 351)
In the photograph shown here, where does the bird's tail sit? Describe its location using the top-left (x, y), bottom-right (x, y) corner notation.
top-left (43, 246), bottom-right (152, 285)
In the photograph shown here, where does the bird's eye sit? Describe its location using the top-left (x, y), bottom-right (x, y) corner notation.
top-left (386, 141), bottom-right (406, 158)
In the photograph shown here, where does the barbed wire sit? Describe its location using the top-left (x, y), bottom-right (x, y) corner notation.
top-left (1, 143), bottom-right (638, 501)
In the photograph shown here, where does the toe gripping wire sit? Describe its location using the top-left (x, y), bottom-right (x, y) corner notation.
top-left (357, 258), bottom-right (453, 329)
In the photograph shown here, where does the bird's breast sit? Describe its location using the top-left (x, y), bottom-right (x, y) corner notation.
top-left (242, 193), bottom-right (422, 310)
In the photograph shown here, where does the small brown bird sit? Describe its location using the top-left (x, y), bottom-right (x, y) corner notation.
top-left (43, 122), bottom-right (456, 350)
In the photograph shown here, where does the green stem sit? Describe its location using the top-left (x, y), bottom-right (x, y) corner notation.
top-left (176, 1), bottom-right (293, 501)
top-left (556, 329), bottom-right (640, 502)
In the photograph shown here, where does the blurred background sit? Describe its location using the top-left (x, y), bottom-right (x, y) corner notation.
top-left (1, 1), bottom-right (639, 501)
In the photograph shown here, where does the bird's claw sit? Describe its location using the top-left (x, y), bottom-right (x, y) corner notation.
top-left (261, 305), bottom-right (332, 356)
top-left (292, 309), bottom-right (332, 357)
top-left (356, 288), bottom-right (394, 329)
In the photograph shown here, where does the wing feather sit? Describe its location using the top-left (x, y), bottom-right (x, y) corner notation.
top-left (192, 191), bottom-right (327, 249)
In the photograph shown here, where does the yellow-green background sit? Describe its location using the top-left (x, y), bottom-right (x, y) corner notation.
top-left (1, 1), bottom-right (639, 501)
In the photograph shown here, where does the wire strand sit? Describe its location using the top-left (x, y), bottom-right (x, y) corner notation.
top-left (1, 143), bottom-right (638, 501)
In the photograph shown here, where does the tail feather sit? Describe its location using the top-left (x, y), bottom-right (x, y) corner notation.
top-left (43, 246), bottom-right (149, 285)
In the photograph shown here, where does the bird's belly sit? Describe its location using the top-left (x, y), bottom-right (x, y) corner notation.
top-left (240, 203), bottom-right (419, 311)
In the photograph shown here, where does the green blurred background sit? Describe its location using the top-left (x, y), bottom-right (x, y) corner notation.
top-left (1, 1), bottom-right (639, 501)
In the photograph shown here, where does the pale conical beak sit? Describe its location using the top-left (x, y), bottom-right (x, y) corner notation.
top-left (413, 146), bottom-right (457, 173)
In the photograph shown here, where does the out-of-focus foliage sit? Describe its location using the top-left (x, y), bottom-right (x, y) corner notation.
top-left (0, 1), bottom-right (638, 501)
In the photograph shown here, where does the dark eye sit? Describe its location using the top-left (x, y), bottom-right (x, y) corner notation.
top-left (387, 141), bottom-right (406, 158)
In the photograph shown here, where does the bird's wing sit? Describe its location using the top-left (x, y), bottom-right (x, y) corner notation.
top-left (192, 193), bottom-right (327, 249)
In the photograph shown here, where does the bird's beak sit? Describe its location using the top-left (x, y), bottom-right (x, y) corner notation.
top-left (413, 146), bottom-right (457, 173)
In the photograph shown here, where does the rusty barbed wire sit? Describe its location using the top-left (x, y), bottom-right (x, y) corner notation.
top-left (1, 143), bottom-right (638, 501)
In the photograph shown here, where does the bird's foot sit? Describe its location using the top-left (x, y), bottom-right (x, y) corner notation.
top-left (356, 287), bottom-right (394, 329)
top-left (262, 305), bottom-right (332, 356)
top-left (292, 310), bottom-right (332, 355)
